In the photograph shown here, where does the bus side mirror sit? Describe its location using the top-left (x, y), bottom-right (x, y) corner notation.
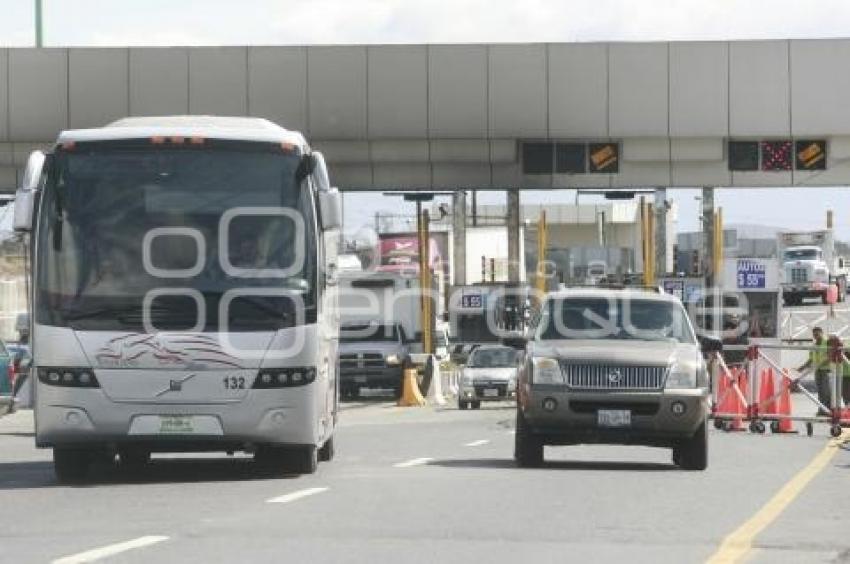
top-left (319, 188), bottom-right (342, 231)
top-left (14, 151), bottom-right (46, 232)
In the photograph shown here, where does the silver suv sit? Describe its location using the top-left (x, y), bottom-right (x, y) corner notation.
top-left (513, 288), bottom-right (716, 471)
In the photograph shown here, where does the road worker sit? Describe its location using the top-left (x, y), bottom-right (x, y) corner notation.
top-left (798, 327), bottom-right (830, 414)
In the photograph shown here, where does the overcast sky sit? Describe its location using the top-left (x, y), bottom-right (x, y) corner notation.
top-left (2, 0), bottom-right (850, 239)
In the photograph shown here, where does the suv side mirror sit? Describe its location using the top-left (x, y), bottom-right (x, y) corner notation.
top-left (14, 151), bottom-right (46, 232)
top-left (699, 335), bottom-right (723, 354)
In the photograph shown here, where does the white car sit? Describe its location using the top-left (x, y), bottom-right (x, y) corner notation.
top-left (459, 345), bottom-right (519, 409)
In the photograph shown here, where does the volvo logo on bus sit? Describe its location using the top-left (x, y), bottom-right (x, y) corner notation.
top-left (607, 369), bottom-right (622, 385)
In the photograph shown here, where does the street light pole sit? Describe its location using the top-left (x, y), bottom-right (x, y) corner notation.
top-left (35, 0), bottom-right (43, 47)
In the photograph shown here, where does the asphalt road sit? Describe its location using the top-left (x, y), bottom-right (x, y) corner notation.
top-left (0, 399), bottom-right (848, 564)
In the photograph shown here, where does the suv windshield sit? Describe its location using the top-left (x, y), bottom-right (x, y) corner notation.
top-left (35, 142), bottom-right (318, 332)
top-left (536, 297), bottom-right (695, 343)
top-left (340, 324), bottom-right (401, 343)
top-left (468, 347), bottom-right (517, 367)
top-left (784, 249), bottom-right (820, 261)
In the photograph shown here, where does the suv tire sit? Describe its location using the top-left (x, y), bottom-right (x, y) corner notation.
top-left (286, 445), bottom-right (319, 475)
top-left (459, 400), bottom-right (468, 410)
top-left (514, 410), bottom-right (544, 468)
top-left (677, 420), bottom-right (708, 471)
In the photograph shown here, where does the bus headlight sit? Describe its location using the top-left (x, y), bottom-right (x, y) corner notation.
top-left (532, 357), bottom-right (564, 385)
top-left (386, 354), bottom-right (402, 366)
top-left (254, 367), bottom-right (317, 389)
top-left (38, 368), bottom-right (100, 388)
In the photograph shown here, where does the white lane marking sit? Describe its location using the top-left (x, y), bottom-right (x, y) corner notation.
top-left (393, 457), bottom-right (434, 468)
top-left (465, 439), bottom-right (490, 447)
top-left (267, 487), bottom-right (329, 504)
top-left (53, 536), bottom-right (169, 564)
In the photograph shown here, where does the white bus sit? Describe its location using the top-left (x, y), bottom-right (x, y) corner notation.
top-left (14, 116), bottom-right (342, 482)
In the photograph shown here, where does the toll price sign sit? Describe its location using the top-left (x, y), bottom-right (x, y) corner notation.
top-left (461, 293), bottom-right (484, 309)
top-left (662, 280), bottom-right (685, 301)
top-left (737, 259), bottom-right (766, 289)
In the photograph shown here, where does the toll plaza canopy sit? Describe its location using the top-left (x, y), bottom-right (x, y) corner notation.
top-left (2, 39), bottom-right (850, 192)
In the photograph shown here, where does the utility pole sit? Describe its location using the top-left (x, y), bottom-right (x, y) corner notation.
top-left (35, 0), bottom-right (44, 48)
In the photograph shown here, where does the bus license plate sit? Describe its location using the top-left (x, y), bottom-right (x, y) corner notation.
top-left (597, 410), bottom-right (631, 428)
top-left (159, 415), bottom-right (194, 434)
top-left (483, 388), bottom-right (500, 397)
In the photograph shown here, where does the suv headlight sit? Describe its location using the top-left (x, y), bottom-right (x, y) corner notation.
top-left (461, 369), bottom-right (474, 385)
top-left (386, 354), bottom-right (401, 366)
top-left (532, 357), bottom-right (564, 385)
top-left (665, 364), bottom-right (696, 389)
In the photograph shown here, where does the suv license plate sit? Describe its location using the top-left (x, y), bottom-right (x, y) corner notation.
top-left (597, 409), bottom-right (631, 428)
top-left (483, 388), bottom-right (499, 397)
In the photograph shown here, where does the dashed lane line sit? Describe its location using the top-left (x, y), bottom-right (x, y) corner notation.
top-left (267, 487), bottom-right (330, 504)
top-left (53, 536), bottom-right (169, 564)
top-left (393, 457), bottom-right (434, 468)
top-left (465, 439), bottom-right (490, 447)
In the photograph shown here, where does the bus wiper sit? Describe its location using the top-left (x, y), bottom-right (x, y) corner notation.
top-left (61, 304), bottom-right (142, 321)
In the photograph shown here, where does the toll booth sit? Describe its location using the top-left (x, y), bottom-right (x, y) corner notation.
top-left (449, 283), bottom-right (530, 348)
top-left (721, 257), bottom-right (783, 366)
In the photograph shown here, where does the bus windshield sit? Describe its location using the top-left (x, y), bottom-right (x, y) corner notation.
top-left (35, 142), bottom-right (318, 332)
top-left (784, 248), bottom-right (820, 261)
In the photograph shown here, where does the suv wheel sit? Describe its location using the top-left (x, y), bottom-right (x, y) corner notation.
top-left (677, 420), bottom-right (708, 471)
top-left (514, 410), bottom-right (544, 468)
top-left (53, 448), bottom-right (96, 483)
top-left (458, 400), bottom-right (468, 410)
top-left (286, 445), bottom-right (318, 475)
top-left (471, 401), bottom-right (482, 410)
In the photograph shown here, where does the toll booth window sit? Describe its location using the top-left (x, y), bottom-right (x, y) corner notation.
top-left (555, 143), bottom-right (586, 174)
top-left (795, 140), bottom-right (827, 170)
top-left (522, 143), bottom-right (554, 174)
top-left (761, 140), bottom-right (792, 171)
top-left (728, 141), bottom-right (759, 171)
top-left (588, 143), bottom-right (619, 173)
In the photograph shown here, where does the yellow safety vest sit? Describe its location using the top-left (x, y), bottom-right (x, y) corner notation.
top-left (810, 340), bottom-right (829, 371)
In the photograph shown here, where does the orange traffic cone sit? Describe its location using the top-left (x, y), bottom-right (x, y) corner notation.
top-left (759, 368), bottom-right (777, 417)
top-left (774, 369), bottom-right (796, 433)
top-left (726, 368), bottom-right (747, 432)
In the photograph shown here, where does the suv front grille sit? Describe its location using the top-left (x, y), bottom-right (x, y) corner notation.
top-left (560, 363), bottom-right (667, 391)
top-left (339, 353), bottom-right (385, 368)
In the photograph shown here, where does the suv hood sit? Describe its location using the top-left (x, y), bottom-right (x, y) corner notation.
top-left (530, 339), bottom-right (698, 367)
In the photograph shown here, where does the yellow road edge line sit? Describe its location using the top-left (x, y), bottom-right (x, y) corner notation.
top-left (706, 432), bottom-right (848, 564)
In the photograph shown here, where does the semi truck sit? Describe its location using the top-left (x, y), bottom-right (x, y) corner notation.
top-left (778, 230), bottom-right (848, 306)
